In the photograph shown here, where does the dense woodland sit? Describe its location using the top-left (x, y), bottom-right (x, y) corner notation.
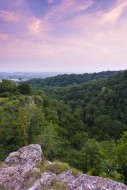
top-left (26, 71), bottom-right (119, 87)
top-left (0, 70), bottom-right (127, 184)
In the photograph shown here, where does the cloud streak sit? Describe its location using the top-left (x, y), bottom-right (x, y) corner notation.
top-left (101, 0), bottom-right (127, 24)
top-left (0, 10), bottom-right (20, 22)
top-left (0, 0), bottom-right (127, 72)
top-left (45, 0), bottom-right (94, 22)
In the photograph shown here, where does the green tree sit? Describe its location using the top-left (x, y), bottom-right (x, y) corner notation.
top-left (113, 131), bottom-right (127, 183)
top-left (0, 79), bottom-right (16, 96)
top-left (34, 123), bottom-right (61, 160)
top-left (17, 104), bottom-right (45, 145)
top-left (17, 83), bottom-right (31, 94)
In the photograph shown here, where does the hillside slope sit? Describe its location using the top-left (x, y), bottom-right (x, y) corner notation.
top-left (26, 71), bottom-right (120, 87)
top-left (0, 71), bottom-right (127, 184)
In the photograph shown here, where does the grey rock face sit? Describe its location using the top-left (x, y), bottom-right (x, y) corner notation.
top-left (0, 164), bottom-right (39, 190)
top-left (4, 144), bottom-right (42, 165)
top-left (0, 144), bottom-right (127, 190)
top-left (57, 172), bottom-right (127, 190)
top-left (27, 171), bottom-right (127, 190)
top-left (57, 171), bottom-right (76, 187)
top-left (27, 172), bottom-right (57, 190)
top-left (0, 144), bottom-right (42, 190)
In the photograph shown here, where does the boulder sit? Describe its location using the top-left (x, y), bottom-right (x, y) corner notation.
top-left (5, 144), bottom-right (42, 166)
top-left (0, 144), bottom-right (42, 190)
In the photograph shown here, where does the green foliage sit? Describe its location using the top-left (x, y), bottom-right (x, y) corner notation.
top-left (0, 80), bottom-right (32, 97)
top-left (99, 158), bottom-right (124, 182)
top-left (113, 132), bottom-right (127, 183)
top-left (63, 148), bottom-right (86, 172)
top-left (0, 79), bottom-right (16, 97)
top-left (33, 123), bottom-right (62, 160)
top-left (17, 83), bottom-right (31, 94)
top-left (92, 115), bottom-right (124, 140)
top-left (37, 160), bottom-right (80, 177)
top-left (27, 71), bottom-right (119, 87)
top-left (1, 71), bottom-right (127, 184)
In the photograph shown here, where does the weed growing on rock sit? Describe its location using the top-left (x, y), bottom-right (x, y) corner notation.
top-left (37, 160), bottom-right (81, 177)
top-left (44, 181), bottom-right (69, 190)
top-left (21, 170), bottom-right (41, 189)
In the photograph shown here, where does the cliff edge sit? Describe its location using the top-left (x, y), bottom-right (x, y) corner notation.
top-left (0, 144), bottom-right (127, 190)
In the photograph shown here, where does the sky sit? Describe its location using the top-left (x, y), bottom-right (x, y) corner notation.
top-left (0, 0), bottom-right (127, 73)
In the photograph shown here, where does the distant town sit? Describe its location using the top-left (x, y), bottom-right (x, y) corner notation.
top-left (0, 72), bottom-right (63, 82)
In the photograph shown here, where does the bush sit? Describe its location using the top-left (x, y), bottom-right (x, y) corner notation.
top-left (17, 83), bottom-right (31, 95)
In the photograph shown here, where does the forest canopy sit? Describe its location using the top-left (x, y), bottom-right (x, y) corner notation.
top-left (0, 70), bottom-right (127, 184)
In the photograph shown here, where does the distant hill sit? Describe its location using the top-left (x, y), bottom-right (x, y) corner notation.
top-left (26, 70), bottom-right (121, 87)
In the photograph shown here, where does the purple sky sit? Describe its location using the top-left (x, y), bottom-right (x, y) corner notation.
top-left (0, 0), bottom-right (127, 73)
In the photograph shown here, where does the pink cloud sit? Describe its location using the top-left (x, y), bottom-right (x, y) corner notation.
top-left (28, 18), bottom-right (42, 36)
top-left (0, 10), bottom-right (20, 22)
top-left (0, 33), bottom-right (8, 41)
top-left (101, 0), bottom-right (127, 24)
top-left (60, 0), bottom-right (94, 12)
top-left (28, 17), bottom-right (51, 36)
top-left (39, 0), bottom-right (94, 36)
top-left (0, 0), bottom-right (127, 73)
top-left (64, 0), bottom-right (127, 39)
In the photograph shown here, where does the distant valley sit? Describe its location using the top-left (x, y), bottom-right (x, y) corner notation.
top-left (0, 72), bottom-right (64, 82)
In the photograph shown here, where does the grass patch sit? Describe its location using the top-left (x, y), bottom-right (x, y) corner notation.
top-left (37, 160), bottom-right (81, 177)
top-left (44, 181), bottom-right (69, 190)
top-left (0, 184), bottom-right (8, 190)
top-left (21, 170), bottom-right (41, 190)
top-left (0, 161), bottom-right (4, 168)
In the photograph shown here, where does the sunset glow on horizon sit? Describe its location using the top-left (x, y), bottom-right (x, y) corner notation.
top-left (0, 0), bottom-right (127, 73)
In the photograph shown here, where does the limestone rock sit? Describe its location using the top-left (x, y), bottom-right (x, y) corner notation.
top-left (57, 172), bottom-right (127, 190)
top-left (9, 151), bottom-right (20, 158)
top-left (27, 172), bottom-right (57, 190)
top-left (5, 144), bottom-right (42, 166)
top-left (0, 144), bottom-right (127, 190)
top-left (0, 144), bottom-right (42, 190)
top-left (57, 171), bottom-right (75, 187)
top-left (0, 164), bottom-right (40, 190)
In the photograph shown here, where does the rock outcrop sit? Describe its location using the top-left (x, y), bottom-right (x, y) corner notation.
top-left (0, 144), bottom-right (127, 190)
top-left (57, 171), bottom-right (127, 190)
top-left (0, 144), bottom-right (42, 190)
top-left (5, 144), bottom-right (42, 165)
